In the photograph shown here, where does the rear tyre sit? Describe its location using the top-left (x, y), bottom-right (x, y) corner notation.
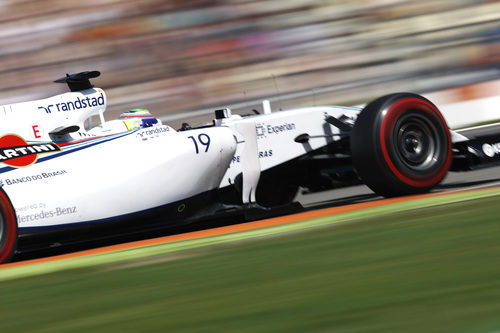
top-left (350, 93), bottom-right (452, 197)
top-left (0, 188), bottom-right (17, 264)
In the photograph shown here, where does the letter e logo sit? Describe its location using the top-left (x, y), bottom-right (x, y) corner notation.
top-left (32, 124), bottom-right (42, 139)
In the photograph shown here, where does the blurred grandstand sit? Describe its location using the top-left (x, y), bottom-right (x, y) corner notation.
top-left (0, 0), bottom-right (499, 126)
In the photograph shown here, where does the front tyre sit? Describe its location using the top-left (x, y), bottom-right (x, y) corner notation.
top-left (350, 93), bottom-right (452, 197)
top-left (0, 188), bottom-right (17, 264)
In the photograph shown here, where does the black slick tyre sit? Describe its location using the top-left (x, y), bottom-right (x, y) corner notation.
top-left (350, 93), bottom-right (452, 197)
top-left (0, 188), bottom-right (17, 264)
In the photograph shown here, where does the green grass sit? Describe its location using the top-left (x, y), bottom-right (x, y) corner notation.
top-left (2, 197), bottom-right (500, 332)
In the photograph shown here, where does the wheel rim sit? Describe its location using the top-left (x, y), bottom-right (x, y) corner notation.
top-left (394, 114), bottom-right (440, 172)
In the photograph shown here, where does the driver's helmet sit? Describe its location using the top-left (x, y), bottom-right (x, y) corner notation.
top-left (119, 108), bottom-right (159, 130)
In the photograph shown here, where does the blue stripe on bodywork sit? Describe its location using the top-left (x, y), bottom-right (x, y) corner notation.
top-left (0, 131), bottom-right (136, 175)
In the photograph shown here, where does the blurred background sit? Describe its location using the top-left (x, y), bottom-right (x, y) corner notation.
top-left (0, 0), bottom-right (499, 127)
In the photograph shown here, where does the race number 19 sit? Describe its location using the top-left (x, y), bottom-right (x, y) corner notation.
top-left (188, 134), bottom-right (211, 154)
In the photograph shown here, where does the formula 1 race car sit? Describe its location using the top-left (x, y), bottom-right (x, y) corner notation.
top-left (0, 71), bottom-right (499, 263)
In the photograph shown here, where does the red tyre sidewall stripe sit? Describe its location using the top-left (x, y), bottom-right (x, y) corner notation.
top-left (379, 97), bottom-right (452, 188)
top-left (0, 189), bottom-right (17, 263)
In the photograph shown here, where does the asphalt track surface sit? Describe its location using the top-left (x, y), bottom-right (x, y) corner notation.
top-left (6, 164), bottom-right (500, 267)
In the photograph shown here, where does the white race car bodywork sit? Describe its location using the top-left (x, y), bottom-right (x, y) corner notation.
top-left (218, 106), bottom-right (359, 188)
top-left (0, 89), bottom-right (107, 142)
top-left (6, 126), bottom-right (236, 230)
top-left (0, 87), bottom-right (237, 230)
top-left (0, 81), bottom-right (362, 232)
